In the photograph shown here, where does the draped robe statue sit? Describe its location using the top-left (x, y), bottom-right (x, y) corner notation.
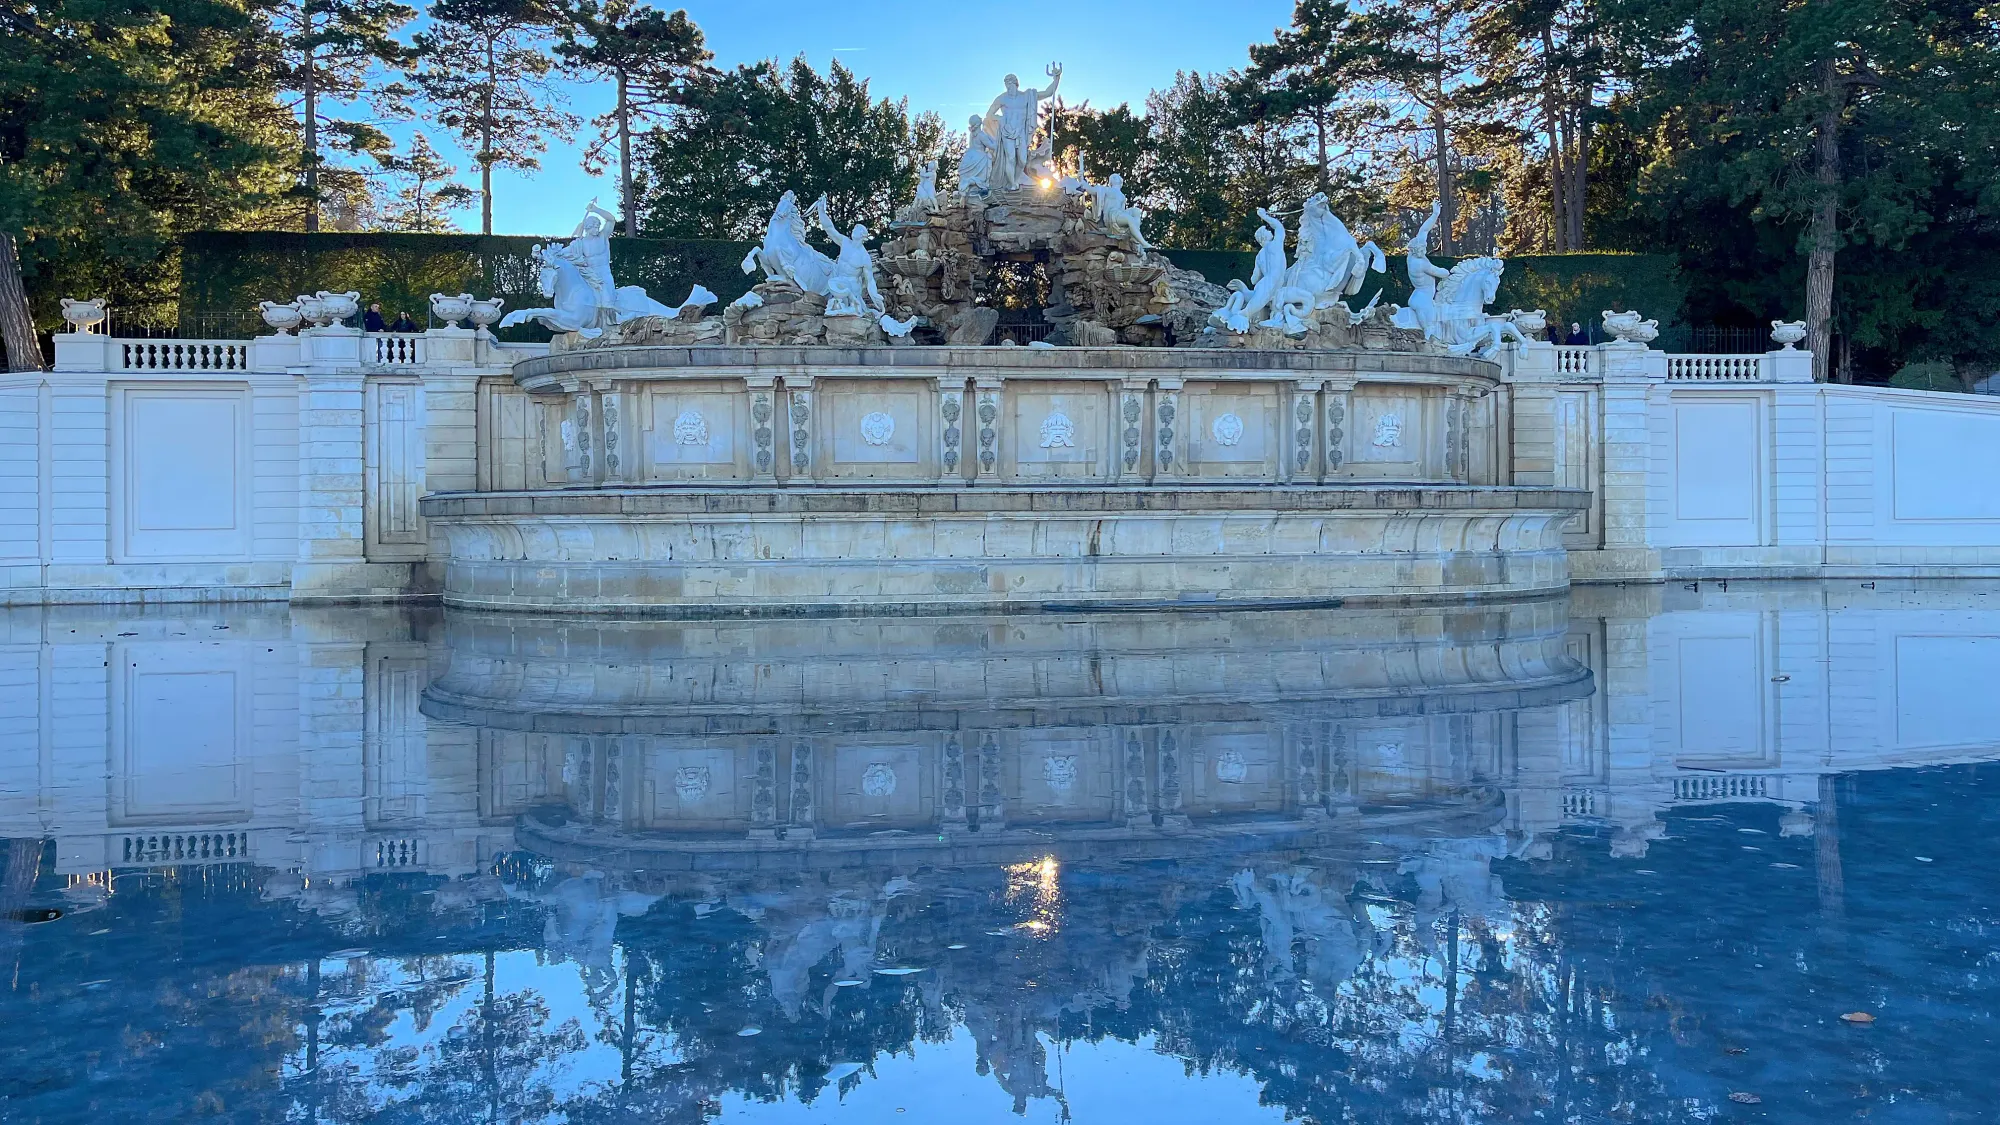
top-left (980, 64), bottom-right (1061, 192)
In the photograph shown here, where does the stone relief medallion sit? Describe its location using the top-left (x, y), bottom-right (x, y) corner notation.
top-left (1375, 742), bottom-right (1404, 764)
top-left (674, 764), bottom-right (711, 803)
top-left (560, 418), bottom-right (577, 452)
top-left (672, 409), bottom-right (709, 446)
top-left (861, 762), bottom-right (897, 797)
top-left (1212, 412), bottom-right (1245, 447)
top-left (860, 410), bottom-right (896, 446)
top-left (1371, 412), bottom-right (1403, 449)
top-left (1042, 754), bottom-right (1079, 793)
top-left (1215, 750), bottom-right (1249, 784)
top-left (1038, 410), bottom-right (1076, 449)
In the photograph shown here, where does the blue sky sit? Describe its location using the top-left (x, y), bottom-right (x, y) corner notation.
top-left (399, 0), bottom-right (1297, 236)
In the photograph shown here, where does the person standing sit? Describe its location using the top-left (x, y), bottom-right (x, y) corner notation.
top-left (363, 302), bottom-right (387, 332)
top-left (389, 310), bottom-right (418, 332)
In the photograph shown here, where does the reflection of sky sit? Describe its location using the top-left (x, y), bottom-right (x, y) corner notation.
top-left (719, 1030), bottom-right (1290, 1123)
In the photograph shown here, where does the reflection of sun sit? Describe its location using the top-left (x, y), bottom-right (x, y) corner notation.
top-left (1003, 855), bottom-right (1062, 938)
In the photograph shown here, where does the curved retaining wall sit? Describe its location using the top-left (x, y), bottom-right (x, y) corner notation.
top-left (419, 484), bottom-right (1589, 615)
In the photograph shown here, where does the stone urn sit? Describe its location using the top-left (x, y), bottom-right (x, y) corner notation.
top-left (315, 290), bottom-right (361, 326)
top-left (466, 296), bottom-right (506, 334)
top-left (430, 292), bottom-right (475, 328)
top-left (1770, 320), bottom-right (1807, 351)
top-left (59, 297), bottom-right (108, 334)
top-left (1506, 308), bottom-right (1548, 336)
top-left (1601, 309), bottom-right (1659, 345)
top-left (294, 293), bottom-right (330, 327)
top-left (258, 299), bottom-right (304, 335)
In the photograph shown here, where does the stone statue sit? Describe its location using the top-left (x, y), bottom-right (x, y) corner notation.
top-left (741, 190), bottom-right (836, 293)
top-left (957, 115), bottom-right (996, 197)
top-left (979, 63), bottom-right (1062, 193)
top-left (1212, 208), bottom-right (1292, 333)
top-left (915, 160), bottom-right (939, 213)
top-left (1431, 257), bottom-right (1530, 356)
top-left (1086, 173), bottom-right (1151, 255)
top-left (813, 195), bottom-right (884, 317)
top-left (498, 201), bottom-right (677, 337)
top-left (1392, 202), bottom-right (1452, 342)
top-left (1288, 193), bottom-right (1385, 310)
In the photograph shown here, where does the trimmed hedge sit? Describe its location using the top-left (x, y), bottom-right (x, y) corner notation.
top-left (180, 232), bottom-right (1687, 343)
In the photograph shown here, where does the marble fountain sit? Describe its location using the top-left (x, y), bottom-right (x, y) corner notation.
top-left (420, 66), bottom-right (1587, 616)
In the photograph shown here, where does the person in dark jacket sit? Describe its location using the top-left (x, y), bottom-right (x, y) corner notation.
top-left (363, 302), bottom-right (387, 332)
top-left (389, 311), bottom-right (419, 332)
top-left (1564, 321), bottom-right (1590, 345)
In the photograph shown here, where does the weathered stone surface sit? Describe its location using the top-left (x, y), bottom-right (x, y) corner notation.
top-left (946, 306), bottom-right (1000, 346)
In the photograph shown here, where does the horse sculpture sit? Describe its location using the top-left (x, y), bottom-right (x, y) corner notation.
top-left (500, 242), bottom-right (681, 338)
top-left (1287, 193), bottom-right (1385, 310)
top-left (1430, 257), bottom-right (1529, 357)
top-left (740, 190), bottom-right (836, 295)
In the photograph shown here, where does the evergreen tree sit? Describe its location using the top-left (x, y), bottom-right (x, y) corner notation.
top-left (555, 1), bottom-right (713, 237)
top-left (1465, 0), bottom-right (1602, 251)
top-left (639, 56), bottom-right (940, 240)
top-left (1243, 0), bottom-right (1363, 194)
top-left (410, 0), bottom-right (579, 234)
top-left (0, 0), bottom-right (294, 333)
top-left (378, 132), bottom-right (476, 230)
top-left (266, 0), bottom-right (415, 232)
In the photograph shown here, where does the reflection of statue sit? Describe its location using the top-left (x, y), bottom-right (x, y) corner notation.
top-left (813, 195), bottom-right (883, 316)
top-left (958, 115), bottom-right (996, 196)
top-left (1086, 173), bottom-right (1150, 255)
top-left (981, 63), bottom-right (1062, 192)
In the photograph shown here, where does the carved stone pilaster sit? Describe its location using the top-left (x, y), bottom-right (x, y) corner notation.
top-left (973, 379), bottom-right (1002, 481)
top-left (748, 377), bottom-right (777, 481)
top-left (597, 382), bottom-right (630, 484)
top-left (564, 391), bottom-right (596, 485)
top-left (940, 732), bottom-right (968, 833)
top-left (601, 736), bottom-right (623, 824)
top-left (1289, 381), bottom-right (1319, 482)
top-left (976, 732), bottom-right (1004, 829)
top-left (937, 377), bottom-right (967, 483)
top-left (785, 380), bottom-right (814, 482)
top-left (1117, 380), bottom-right (1148, 482)
top-left (1157, 728), bottom-right (1187, 828)
top-left (1322, 383), bottom-right (1352, 481)
top-left (1292, 725), bottom-right (1325, 819)
top-left (1153, 379), bottom-right (1183, 483)
top-left (749, 742), bottom-right (778, 838)
top-left (1445, 394), bottom-right (1464, 481)
top-left (1120, 728), bottom-right (1149, 826)
top-left (788, 740), bottom-right (816, 839)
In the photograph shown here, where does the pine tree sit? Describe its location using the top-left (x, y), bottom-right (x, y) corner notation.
top-left (1466, 0), bottom-right (1601, 251)
top-left (555, 0), bottom-right (712, 236)
top-left (1243, 0), bottom-right (1362, 194)
top-left (267, 0), bottom-right (415, 232)
top-left (410, 0), bottom-right (579, 234)
top-left (378, 132), bottom-right (476, 231)
top-left (1341, 0), bottom-right (1486, 253)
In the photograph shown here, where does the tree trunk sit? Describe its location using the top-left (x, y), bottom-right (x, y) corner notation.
top-left (303, 34), bottom-right (320, 233)
top-left (1807, 59), bottom-right (1843, 383)
top-left (481, 41), bottom-right (496, 236)
top-left (0, 234), bottom-right (43, 373)
top-left (1566, 105), bottom-right (1589, 251)
top-left (1434, 109), bottom-right (1455, 256)
top-left (1314, 107), bottom-right (1329, 194)
top-left (618, 72), bottom-right (635, 236)
top-left (1541, 30), bottom-right (1568, 253)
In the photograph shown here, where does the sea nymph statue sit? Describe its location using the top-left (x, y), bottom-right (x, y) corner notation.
top-left (500, 200), bottom-right (685, 337)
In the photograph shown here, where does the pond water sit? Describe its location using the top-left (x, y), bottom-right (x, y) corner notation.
top-left (1, 582), bottom-right (1997, 1124)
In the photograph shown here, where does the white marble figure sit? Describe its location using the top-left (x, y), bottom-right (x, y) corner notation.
top-left (1390, 201), bottom-right (1527, 357)
top-left (498, 202), bottom-right (678, 337)
top-left (1212, 208), bottom-right (1306, 334)
top-left (915, 160), bottom-right (939, 213)
top-left (813, 195), bottom-right (884, 317)
top-left (980, 63), bottom-right (1062, 193)
top-left (1433, 258), bottom-right (1531, 356)
top-left (1086, 173), bottom-right (1151, 255)
top-left (1391, 202), bottom-right (1451, 342)
top-left (740, 190), bottom-right (836, 294)
top-left (1288, 193), bottom-right (1385, 309)
top-left (957, 115), bottom-right (996, 197)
